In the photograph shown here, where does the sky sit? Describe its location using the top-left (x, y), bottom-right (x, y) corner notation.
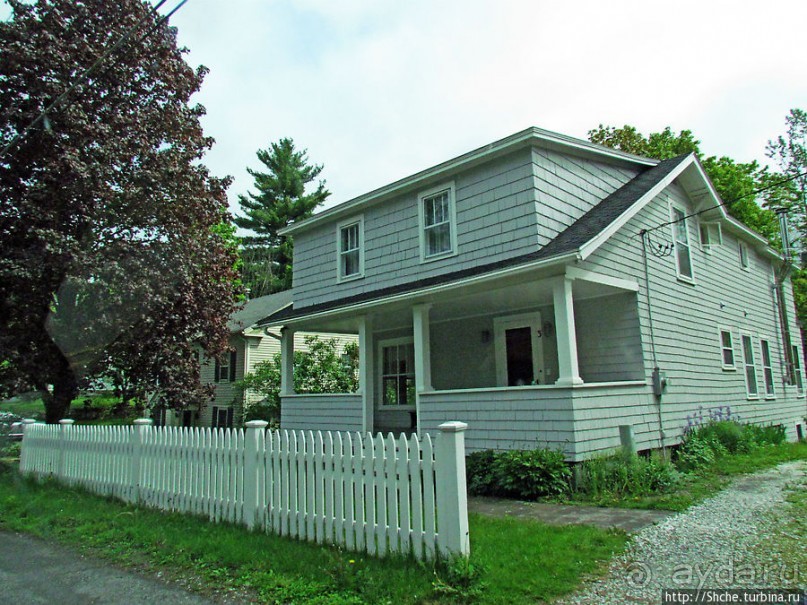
top-left (5, 0), bottom-right (807, 217)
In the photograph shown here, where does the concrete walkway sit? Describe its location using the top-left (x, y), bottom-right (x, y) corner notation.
top-left (0, 531), bottom-right (219, 605)
top-left (469, 496), bottom-right (673, 532)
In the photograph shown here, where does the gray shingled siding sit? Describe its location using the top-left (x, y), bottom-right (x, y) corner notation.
top-left (281, 394), bottom-right (363, 432)
top-left (418, 388), bottom-right (577, 456)
top-left (531, 148), bottom-right (639, 247)
top-left (579, 181), bottom-right (805, 447)
top-left (293, 148), bottom-right (640, 310)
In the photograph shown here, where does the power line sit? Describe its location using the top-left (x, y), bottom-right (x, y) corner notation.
top-left (0, 0), bottom-right (189, 160)
top-left (642, 169), bottom-right (807, 235)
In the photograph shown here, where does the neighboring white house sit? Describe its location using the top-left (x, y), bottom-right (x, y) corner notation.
top-left (259, 127), bottom-right (807, 461)
top-left (158, 291), bottom-right (355, 428)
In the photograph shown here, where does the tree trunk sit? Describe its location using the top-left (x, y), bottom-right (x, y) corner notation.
top-left (43, 366), bottom-right (79, 424)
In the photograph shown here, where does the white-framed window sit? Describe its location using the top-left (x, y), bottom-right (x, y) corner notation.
top-left (792, 344), bottom-right (804, 395)
top-left (741, 333), bottom-right (759, 399)
top-left (699, 222), bottom-right (722, 252)
top-left (760, 338), bottom-right (775, 398)
top-left (337, 216), bottom-right (364, 282)
top-left (670, 203), bottom-right (694, 281)
top-left (212, 406), bottom-right (233, 428)
top-left (418, 182), bottom-right (457, 262)
top-left (739, 241), bottom-right (750, 270)
top-left (718, 327), bottom-right (735, 370)
top-left (378, 338), bottom-right (416, 408)
top-left (215, 350), bottom-right (236, 382)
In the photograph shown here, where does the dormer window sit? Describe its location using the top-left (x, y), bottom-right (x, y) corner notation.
top-left (419, 182), bottom-right (457, 262)
top-left (337, 217), bottom-right (364, 281)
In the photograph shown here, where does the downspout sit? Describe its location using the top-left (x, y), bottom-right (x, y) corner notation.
top-left (640, 230), bottom-right (667, 456)
top-left (774, 209), bottom-right (796, 384)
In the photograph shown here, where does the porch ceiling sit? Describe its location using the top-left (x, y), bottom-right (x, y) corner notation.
top-left (288, 267), bottom-right (633, 334)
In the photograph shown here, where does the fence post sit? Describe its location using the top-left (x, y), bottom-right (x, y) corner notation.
top-left (130, 418), bottom-right (153, 504)
top-left (58, 418), bottom-right (74, 481)
top-left (435, 421), bottom-right (470, 559)
top-left (18, 418), bottom-right (37, 473)
top-left (243, 420), bottom-right (268, 530)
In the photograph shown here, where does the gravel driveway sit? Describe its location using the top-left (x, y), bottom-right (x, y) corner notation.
top-left (557, 460), bottom-right (806, 604)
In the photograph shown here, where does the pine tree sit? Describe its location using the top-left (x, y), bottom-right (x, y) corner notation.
top-left (235, 139), bottom-right (330, 296)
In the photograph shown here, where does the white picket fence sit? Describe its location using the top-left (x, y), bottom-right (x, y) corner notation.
top-left (18, 418), bottom-right (469, 560)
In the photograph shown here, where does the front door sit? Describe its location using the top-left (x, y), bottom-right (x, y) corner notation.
top-left (494, 313), bottom-right (545, 386)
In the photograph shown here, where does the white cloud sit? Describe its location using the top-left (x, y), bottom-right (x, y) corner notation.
top-left (4, 0), bottom-right (807, 213)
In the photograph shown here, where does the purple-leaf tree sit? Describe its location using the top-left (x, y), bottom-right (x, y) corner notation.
top-left (0, 0), bottom-right (240, 422)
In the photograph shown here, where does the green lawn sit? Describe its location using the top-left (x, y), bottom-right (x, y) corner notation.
top-left (0, 392), bottom-right (133, 424)
top-left (0, 460), bottom-right (626, 604)
top-left (0, 396), bottom-right (46, 419)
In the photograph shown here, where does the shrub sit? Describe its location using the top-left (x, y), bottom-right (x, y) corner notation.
top-left (675, 418), bottom-right (787, 472)
top-left (465, 447), bottom-right (572, 500)
top-left (742, 423), bottom-right (786, 447)
top-left (490, 448), bottom-right (571, 499)
top-left (578, 449), bottom-right (678, 498)
top-left (465, 450), bottom-right (498, 496)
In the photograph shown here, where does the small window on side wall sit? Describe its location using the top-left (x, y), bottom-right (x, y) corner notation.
top-left (214, 350), bottom-right (237, 382)
top-left (739, 242), bottom-right (750, 270)
top-left (719, 328), bottom-right (735, 370)
top-left (419, 183), bottom-right (457, 262)
top-left (741, 333), bottom-right (758, 399)
top-left (670, 204), bottom-right (693, 281)
top-left (337, 217), bottom-right (364, 281)
top-left (792, 345), bottom-right (804, 395)
top-left (760, 339), bottom-right (775, 398)
top-left (699, 222), bottom-right (722, 252)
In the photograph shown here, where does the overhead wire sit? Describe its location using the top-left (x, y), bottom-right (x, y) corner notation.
top-left (641, 169), bottom-right (807, 236)
top-left (0, 0), bottom-right (189, 160)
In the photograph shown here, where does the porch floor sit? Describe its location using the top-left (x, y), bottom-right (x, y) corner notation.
top-left (468, 496), bottom-right (673, 532)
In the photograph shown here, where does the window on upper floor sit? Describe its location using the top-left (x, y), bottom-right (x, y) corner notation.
top-left (670, 204), bottom-right (693, 281)
top-left (719, 328), bottom-right (735, 370)
top-left (337, 217), bottom-right (364, 281)
top-left (760, 338), bottom-right (775, 398)
top-left (741, 333), bottom-right (758, 399)
top-left (215, 350), bottom-right (236, 382)
top-left (419, 182), bottom-right (457, 262)
top-left (699, 222), bottom-right (722, 252)
top-left (738, 242), bottom-right (750, 270)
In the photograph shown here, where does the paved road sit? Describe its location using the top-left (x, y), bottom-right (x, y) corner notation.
top-left (0, 531), bottom-right (219, 605)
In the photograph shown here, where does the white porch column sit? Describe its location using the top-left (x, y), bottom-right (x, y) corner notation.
top-left (358, 315), bottom-right (374, 433)
top-left (413, 303), bottom-right (433, 435)
top-left (413, 303), bottom-right (433, 393)
top-left (280, 327), bottom-right (295, 396)
top-left (552, 277), bottom-right (584, 386)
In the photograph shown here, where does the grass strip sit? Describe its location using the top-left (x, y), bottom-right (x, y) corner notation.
top-left (575, 441), bottom-right (807, 512)
top-left (0, 461), bottom-right (627, 604)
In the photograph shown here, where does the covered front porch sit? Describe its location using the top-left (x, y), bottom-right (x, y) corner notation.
top-left (278, 264), bottom-right (655, 460)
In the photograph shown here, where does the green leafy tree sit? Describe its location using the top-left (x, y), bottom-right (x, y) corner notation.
top-left (238, 336), bottom-right (359, 423)
top-left (765, 109), bottom-right (807, 329)
top-left (0, 0), bottom-right (240, 422)
top-left (235, 139), bottom-right (330, 296)
top-left (765, 109), bottom-right (807, 240)
top-left (588, 124), bottom-right (779, 238)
